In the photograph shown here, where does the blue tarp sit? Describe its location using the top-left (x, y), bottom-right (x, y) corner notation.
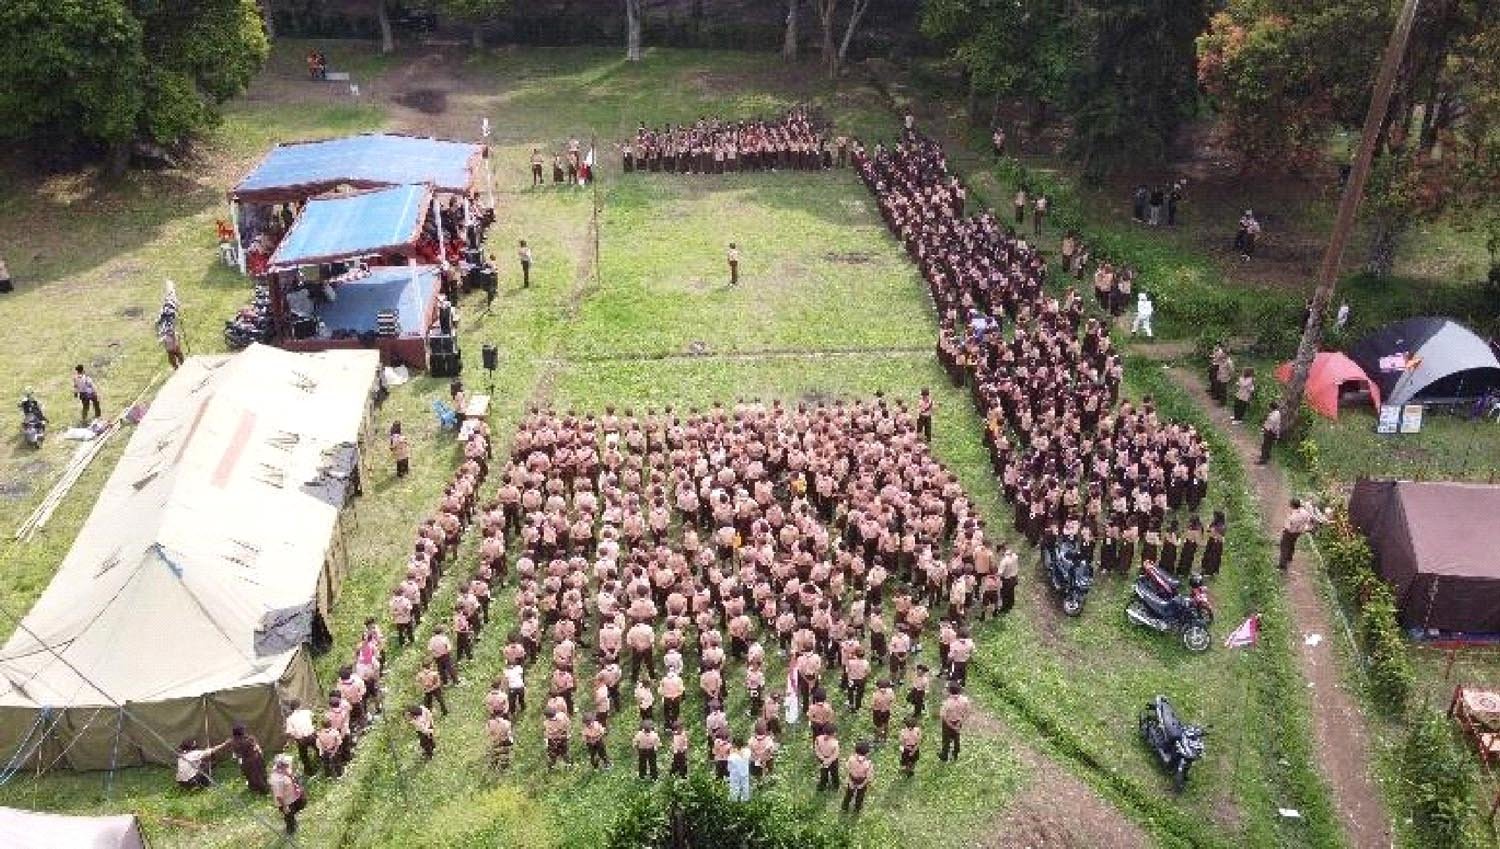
top-left (234, 134), bottom-right (482, 202)
top-left (269, 184), bottom-right (430, 269)
top-left (309, 265), bottom-right (439, 337)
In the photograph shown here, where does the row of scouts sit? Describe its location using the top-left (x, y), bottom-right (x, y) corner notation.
top-left (621, 108), bottom-right (851, 174)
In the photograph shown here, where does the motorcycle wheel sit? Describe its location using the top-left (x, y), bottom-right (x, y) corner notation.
top-left (1126, 599), bottom-right (1148, 623)
top-left (1182, 625), bottom-right (1212, 653)
top-left (1173, 761), bottom-right (1190, 793)
top-left (1062, 595), bottom-right (1085, 617)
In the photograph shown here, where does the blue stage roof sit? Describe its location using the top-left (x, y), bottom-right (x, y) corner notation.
top-left (269, 184), bottom-right (431, 269)
top-left (234, 134), bottom-right (483, 202)
top-left (309, 265), bottom-right (439, 337)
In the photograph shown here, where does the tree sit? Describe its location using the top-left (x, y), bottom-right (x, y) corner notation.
top-left (1198, 0), bottom-right (1500, 275)
top-left (814, 0), bottom-right (840, 77)
top-left (439, 0), bottom-right (511, 48)
top-left (376, 0), bottom-right (395, 53)
top-left (625, 0), bottom-right (642, 61)
top-left (0, 0), bottom-right (268, 175)
top-left (925, 0), bottom-right (1203, 177)
top-left (836, 0), bottom-right (872, 68)
top-left (1065, 0), bottom-right (1207, 180)
top-left (922, 0), bottom-right (1074, 130)
top-left (783, 0), bottom-right (800, 60)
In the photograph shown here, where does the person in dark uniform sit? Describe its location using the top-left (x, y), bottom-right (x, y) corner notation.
top-left (727, 243), bottom-right (740, 286)
top-left (530, 148), bottom-right (545, 187)
top-left (1199, 511), bottom-right (1225, 576)
top-left (223, 723), bottom-right (269, 794)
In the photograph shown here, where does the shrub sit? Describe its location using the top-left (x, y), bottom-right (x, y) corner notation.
top-left (605, 774), bottom-right (854, 849)
top-left (1400, 711), bottom-right (1479, 849)
top-left (1317, 519), bottom-right (1413, 714)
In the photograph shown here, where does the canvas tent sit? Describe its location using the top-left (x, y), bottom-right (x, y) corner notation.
top-left (1347, 317), bottom-right (1500, 407)
top-left (0, 345), bottom-right (378, 770)
top-left (267, 184), bottom-right (432, 270)
top-left (0, 807), bottom-right (147, 849)
top-left (1348, 478), bottom-right (1500, 634)
top-left (1273, 352), bottom-right (1380, 420)
top-left (233, 134), bottom-right (483, 204)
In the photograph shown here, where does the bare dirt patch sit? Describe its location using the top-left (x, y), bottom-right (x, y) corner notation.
top-left (395, 88), bottom-right (449, 115)
top-left (983, 740), bottom-right (1151, 849)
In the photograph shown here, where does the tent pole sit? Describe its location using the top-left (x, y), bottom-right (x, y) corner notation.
top-left (104, 706), bottom-right (124, 799)
top-left (231, 200), bottom-right (248, 275)
top-left (433, 195), bottom-right (446, 261)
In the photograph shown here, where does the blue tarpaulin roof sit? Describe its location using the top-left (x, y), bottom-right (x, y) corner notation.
top-left (308, 265), bottom-right (439, 337)
top-left (234, 134), bottom-right (482, 202)
top-left (269, 184), bottom-right (431, 269)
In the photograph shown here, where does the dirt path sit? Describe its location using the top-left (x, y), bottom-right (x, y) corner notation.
top-left (1138, 348), bottom-right (1391, 849)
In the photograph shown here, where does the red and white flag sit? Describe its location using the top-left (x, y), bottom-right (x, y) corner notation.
top-left (1224, 613), bottom-right (1261, 649)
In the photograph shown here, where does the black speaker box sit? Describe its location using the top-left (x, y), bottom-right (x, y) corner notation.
top-left (429, 351), bottom-right (462, 377)
top-left (482, 344), bottom-right (498, 371)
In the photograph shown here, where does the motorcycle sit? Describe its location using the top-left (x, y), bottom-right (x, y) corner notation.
top-left (1042, 537), bottom-right (1094, 616)
top-left (1139, 695), bottom-right (1206, 792)
top-left (1125, 564), bottom-right (1213, 652)
top-left (19, 396), bottom-right (46, 448)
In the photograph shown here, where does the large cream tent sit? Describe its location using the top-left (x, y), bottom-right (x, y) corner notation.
top-left (0, 345), bottom-right (378, 770)
top-left (0, 807), bottom-right (147, 848)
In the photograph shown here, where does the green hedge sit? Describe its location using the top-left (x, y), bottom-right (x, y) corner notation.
top-left (604, 773), bottom-right (855, 849)
top-left (1400, 711), bottom-right (1481, 849)
top-left (1318, 515), bottom-right (1414, 714)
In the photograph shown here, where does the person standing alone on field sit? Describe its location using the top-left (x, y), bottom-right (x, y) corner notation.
top-left (1131, 292), bottom-right (1154, 338)
top-left (531, 148), bottom-right (545, 187)
top-left (72, 365), bottom-right (102, 423)
top-left (389, 421), bottom-right (410, 477)
top-left (917, 388), bottom-right (933, 441)
top-left (1013, 186), bottom-right (1028, 226)
top-left (727, 242), bottom-right (740, 286)
top-left (518, 240), bottom-right (533, 289)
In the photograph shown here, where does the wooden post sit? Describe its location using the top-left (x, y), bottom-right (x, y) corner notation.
top-left (231, 199), bottom-right (248, 275)
top-left (1280, 0), bottom-right (1422, 430)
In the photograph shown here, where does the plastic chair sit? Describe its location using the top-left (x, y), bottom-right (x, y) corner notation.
top-left (432, 400), bottom-right (459, 431)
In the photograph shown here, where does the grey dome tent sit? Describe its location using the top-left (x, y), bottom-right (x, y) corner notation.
top-left (1347, 317), bottom-right (1500, 408)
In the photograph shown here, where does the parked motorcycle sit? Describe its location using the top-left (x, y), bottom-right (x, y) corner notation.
top-left (1125, 565), bottom-right (1213, 652)
top-left (1139, 695), bottom-right (1207, 792)
top-left (19, 392), bottom-right (46, 448)
top-left (1043, 537), bottom-right (1094, 616)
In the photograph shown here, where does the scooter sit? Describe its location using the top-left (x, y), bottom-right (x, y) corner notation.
top-left (1139, 695), bottom-right (1206, 792)
top-left (19, 396), bottom-right (46, 448)
top-left (1043, 537), bottom-right (1094, 616)
top-left (1125, 565), bottom-right (1213, 652)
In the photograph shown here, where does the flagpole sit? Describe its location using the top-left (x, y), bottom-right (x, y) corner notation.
top-left (592, 132), bottom-right (601, 288)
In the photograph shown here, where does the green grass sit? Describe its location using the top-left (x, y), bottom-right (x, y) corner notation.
top-left (0, 42), bottom-right (1362, 849)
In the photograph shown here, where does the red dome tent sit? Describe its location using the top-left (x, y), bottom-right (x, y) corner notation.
top-left (1274, 352), bottom-right (1381, 420)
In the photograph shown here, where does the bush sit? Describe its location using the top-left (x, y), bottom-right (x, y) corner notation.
top-left (1401, 711), bottom-right (1479, 849)
top-left (1317, 518), bottom-right (1413, 714)
top-left (605, 774), bottom-right (854, 849)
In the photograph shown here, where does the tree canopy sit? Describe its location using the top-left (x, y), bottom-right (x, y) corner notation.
top-left (0, 0), bottom-right (268, 171)
top-left (923, 0), bottom-right (1205, 179)
top-left (1198, 0), bottom-right (1500, 273)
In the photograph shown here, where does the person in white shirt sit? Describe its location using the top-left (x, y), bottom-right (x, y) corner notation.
top-left (283, 700), bottom-right (317, 775)
top-left (176, 738), bottom-right (225, 789)
top-left (1131, 292), bottom-right (1155, 337)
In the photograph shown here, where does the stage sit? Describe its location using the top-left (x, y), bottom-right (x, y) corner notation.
top-left (277, 266), bottom-right (439, 368)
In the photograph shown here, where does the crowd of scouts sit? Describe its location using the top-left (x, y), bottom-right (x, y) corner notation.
top-left (854, 129), bottom-right (1224, 581)
top-left (619, 108), bottom-right (852, 174)
top-left (403, 399), bottom-right (1001, 815)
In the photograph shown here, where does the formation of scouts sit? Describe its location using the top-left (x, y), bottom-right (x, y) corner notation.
top-left (853, 128), bottom-right (1222, 578)
top-left (412, 399), bottom-right (996, 814)
top-left (620, 108), bottom-right (851, 174)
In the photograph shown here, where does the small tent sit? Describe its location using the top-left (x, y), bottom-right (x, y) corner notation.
top-left (0, 345), bottom-right (379, 770)
top-left (268, 184), bottom-right (433, 271)
top-left (1273, 352), bottom-right (1380, 419)
top-left (0, 808), bottom-right (146, 849)
top-left (1347, 317), bottom-right (1500, 407)
top-left (1348, 479), bottom-right (1500, 635)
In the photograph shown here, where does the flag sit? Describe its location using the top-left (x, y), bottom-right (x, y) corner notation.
top-left (1224, 613), bottom-right (1261, 649)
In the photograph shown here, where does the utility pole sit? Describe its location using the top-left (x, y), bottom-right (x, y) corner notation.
top-left (1280, 0), bottom-right (1421, 431)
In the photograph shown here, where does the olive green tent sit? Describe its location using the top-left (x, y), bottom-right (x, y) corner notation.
top-left (0, 345), bottom-right (378, 770)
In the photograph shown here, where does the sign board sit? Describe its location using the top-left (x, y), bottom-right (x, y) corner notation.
top-left (1376, 405), bottom-right (1401, 434)
top-left (1399, 404), bottom-right (1424, 434)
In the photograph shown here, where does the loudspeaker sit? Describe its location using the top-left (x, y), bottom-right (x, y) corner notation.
top-left (428, 334), bottom-right (456, 355)
top-left (430, 351), bottom-right (462, 377)
top-left (482, 344), bottom-right (498, 371)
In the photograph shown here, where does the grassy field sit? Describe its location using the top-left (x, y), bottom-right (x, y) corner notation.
top-left (0, 42), bottom-right (1354, 849)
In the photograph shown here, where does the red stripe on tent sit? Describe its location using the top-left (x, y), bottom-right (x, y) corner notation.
top-left (212, 412), bottom-right (257, 488)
